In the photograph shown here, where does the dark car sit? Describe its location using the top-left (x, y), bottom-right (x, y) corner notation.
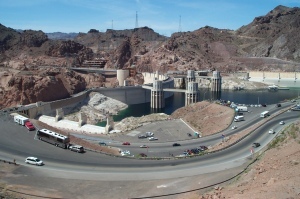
top-left (276, 103), bottom-right (281, 107)
top-left (252, 143), bottom-right (261, 148)
top-left (139, 153), bottom-right (147, 157)
top-left (198, 146), bottom-right (208, 151)
top-left (122, 142), bottom-right (130, 145)
top-left (138, 135), bottom-right (147, 139)
top-left (99, 142), bottom-right (107, 146)
top-left (261, 104), bottom-right (267, 107)
top-left (191, 148), bottom-right (200, 154)
top-left (172, 143), bottom-right (181, 147)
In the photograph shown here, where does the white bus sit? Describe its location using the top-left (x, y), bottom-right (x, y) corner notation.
top-left (260, 111), bottom-right (270, 118)
top-left (36, 129), bottom-right (70, 149)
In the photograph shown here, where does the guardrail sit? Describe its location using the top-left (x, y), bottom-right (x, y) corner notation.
top-left (0, 158), bottom-right (19, 166)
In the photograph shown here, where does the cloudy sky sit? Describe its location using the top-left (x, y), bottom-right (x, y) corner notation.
top-left (1, 0), bottom-right (299, 36)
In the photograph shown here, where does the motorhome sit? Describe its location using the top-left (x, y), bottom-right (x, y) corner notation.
top-left (260, 111), bottom-right (270, 118)
top-left (234, 116), bottom-right (244, 122)
top-left (236, 106), bottom-right (248, 112)
top-left (14, 115), bottom-right (29, 126)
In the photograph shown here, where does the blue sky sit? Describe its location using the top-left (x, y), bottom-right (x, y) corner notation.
top-left (1, 0), bottom-right (299, 36)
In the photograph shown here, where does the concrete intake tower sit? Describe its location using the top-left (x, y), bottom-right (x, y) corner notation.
top-left (151, 80), bottom-right (165, 109)
top-left (185, 82), bottom-right (200, 106)
top-left (211, 71), bottom-right (222, 92)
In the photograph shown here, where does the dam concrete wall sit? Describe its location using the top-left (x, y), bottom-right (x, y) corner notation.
top-left (1, 73), bottom-right (174, 119)
top-left (249, 71), bottom-right (300, 87)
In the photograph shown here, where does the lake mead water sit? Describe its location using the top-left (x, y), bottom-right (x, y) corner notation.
top-left (98, 88), bottom-right (300, 125)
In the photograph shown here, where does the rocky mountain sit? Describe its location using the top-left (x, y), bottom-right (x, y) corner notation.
top-left (236, 5), bottom-right (300, 61)
top-left (46, 32), bottom-right (78, 40)
top-left (0, 5), bottom-right (300, 108)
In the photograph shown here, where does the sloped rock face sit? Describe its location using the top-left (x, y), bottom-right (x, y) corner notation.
top-left (0, 24), bottom-right (21, 50)
top-left (236, 5), bottom-right (300, 61)
top-left (21, 30), bottom-right (48, 47)
top-left (0, 68), bottom-right (87, 108)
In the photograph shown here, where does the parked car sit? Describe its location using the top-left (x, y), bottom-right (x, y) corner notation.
top-left (25, 121), bottom-right (35, 131)
top-left (122, 142), bottom-right (130, 145)
top-left (148, 137), bottom-right (158, 141)
top-left (138, 135), bottom-right (147, 139)
top-left (99, 142), bottom-right (107, 146)
top-left (279, 121), bottom-right (285, 125)
top-left (198, 146), bottom-right (208, 151)
top-left (145, 132), bottom-right (154, 137)
top-left (191, 148), bottom-right (200, 154)
top-left (252, 143), bottom-right (261, 148)
top-left (140, 145), bottom-right (148, 148)
top-left (25, 157), bottom-right (43, 166)
top-left (139, 153), bottom-right (147, 157)
top-left (172, 143), bottom-right (181, 147)
top-left (69, 145), bottom-right (84, 153)
top-left (268, 129), bottom-right (275, 134)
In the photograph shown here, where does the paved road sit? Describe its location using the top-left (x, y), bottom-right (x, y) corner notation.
top-left (70, 101), bottom-right (297, 157)
top-left (0, 101), bottom-right (299, 199)
top-left (0, 101), bottom-right (299, 181)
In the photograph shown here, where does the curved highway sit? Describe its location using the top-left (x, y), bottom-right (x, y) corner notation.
top-left (0, 101), bottom-right (299, 181)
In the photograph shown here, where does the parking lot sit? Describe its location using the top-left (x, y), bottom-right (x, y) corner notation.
top-left (110, 119), bottom-right (198, 143)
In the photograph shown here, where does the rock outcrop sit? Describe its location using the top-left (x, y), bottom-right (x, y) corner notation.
top-left (0, 68), bottom-right (87, 108)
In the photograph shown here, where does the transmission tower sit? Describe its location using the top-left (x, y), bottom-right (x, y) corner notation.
top-left (178, 15), bottom-right (182, 32)
top-left (135, 11), bottom-right (139, 28)
top-left (112, 20), bottom-right (114, 30)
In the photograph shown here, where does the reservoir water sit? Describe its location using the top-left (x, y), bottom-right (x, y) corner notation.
top-left (99, 88), bottom-right (300, 125)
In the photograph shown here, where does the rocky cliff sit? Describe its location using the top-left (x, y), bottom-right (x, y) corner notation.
top-left (0, 68), bottom-right (106, 109)
top-left (1, 5), bottom-right (300, 108)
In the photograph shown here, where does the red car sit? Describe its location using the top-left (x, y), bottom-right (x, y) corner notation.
top-left (122, 142), bottom-right (130, 145)
top-left (25, 121), bottom-right (35, 131)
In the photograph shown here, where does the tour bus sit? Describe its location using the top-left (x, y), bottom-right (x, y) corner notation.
top-left (260, 111), bottom-right (270, 118)
top-left (36, 129), bottom-right (70, 149)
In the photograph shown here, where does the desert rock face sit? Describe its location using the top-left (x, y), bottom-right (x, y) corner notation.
top-left (64, 92), bottom-right (128, 124)
top-left (21, 30), bottom-right (48, 47)
top-left (1, 6), bottom-right (300, 108)
top-left (0, 68), bottom-right (88, 108)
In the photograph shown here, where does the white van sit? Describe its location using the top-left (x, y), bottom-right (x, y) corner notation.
top-left (234, 116), bottom-right (244, 122)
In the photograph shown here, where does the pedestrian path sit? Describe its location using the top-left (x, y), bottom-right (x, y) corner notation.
top-left (38, 115), bottom-right (106, 134)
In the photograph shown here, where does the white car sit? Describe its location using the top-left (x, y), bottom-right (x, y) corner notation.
top-left (140, 145), bottom-right (148, 148)
top-left (148, 137), bottom-right (158, 141)
top-left (232, 126), bottom-right (237, 130)
top-left (69, 145), bottom-right (84, 153)
top-left (25, 157), bottom-right (44, 166)
top-left (279, 121), bottom-right (285, 125)
top-left (268, 129), bottom-right (275, 134)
